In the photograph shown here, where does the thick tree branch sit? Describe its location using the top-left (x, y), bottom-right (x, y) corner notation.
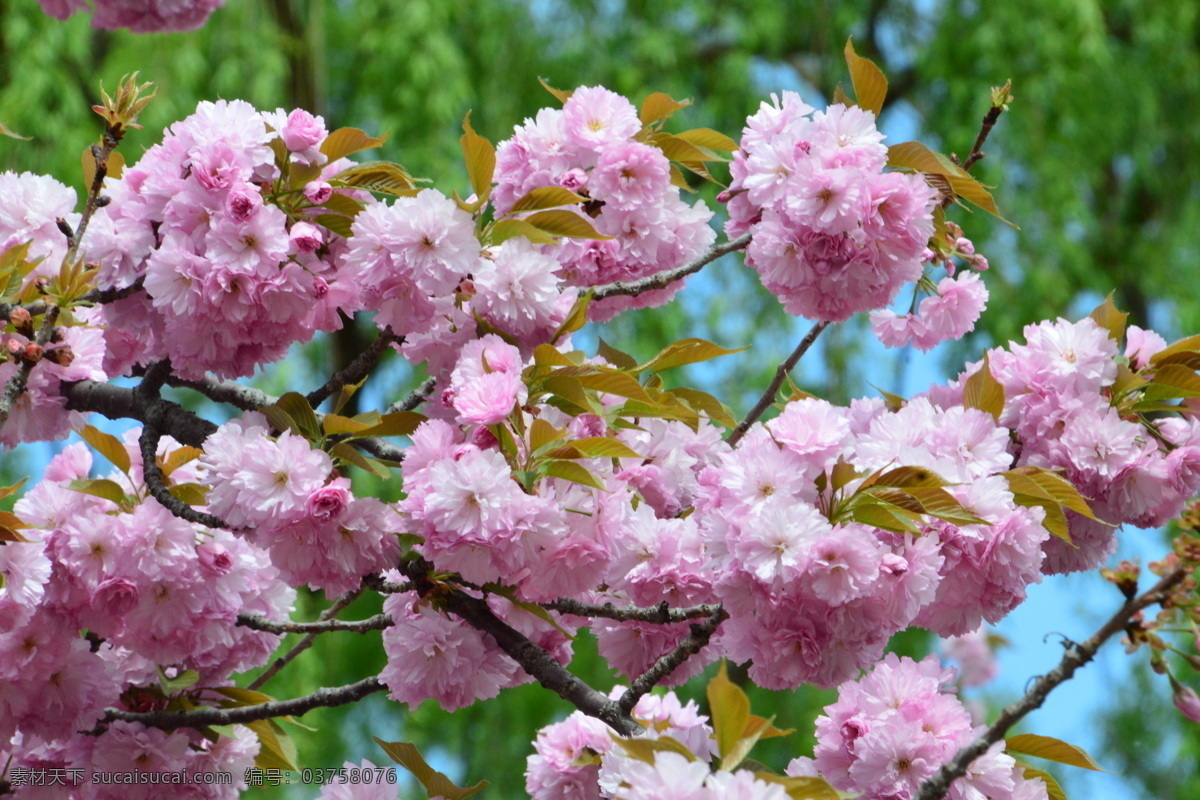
top-left (139, 423), bottom-right (232, 530)
top-left (306, 327), bottom-right (397, 408)
top-left (103, 677), bottom-right (386, 729)
top-left (63, 380), bottom-right (218, 447)
top-left (616, 606), bottom-right (728, 715)
top-left (541, 598), bottom-right (724, 625)
top-left (914, 563), bottom-right (1192, 800)
top-left (590, 233), bottom-right (752, 301)
top-left (726, 320), bottom-right (830, 446)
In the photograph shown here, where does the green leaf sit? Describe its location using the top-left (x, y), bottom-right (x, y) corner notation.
top-left (905, 486), bottom-right (990, 526)
top-left (648, 132), bottom-right (722, 163)
top-left (533, 344), bottom-right (581, 368)
top-left (887, 141), bottom-right (1013, 224)
top-left (375, 738), bottom-right (489, 800)
top-left (261, 404), bottom-right (299, 437)
top-left (962, 353), bottom-right (1005, 422)
top-left (486, 218), bottom-right (560, 246)
top-left (158, 667), bottom-right (200, 695)
top-left (636, 338), bottom-right (747, 374)
top-left (79, 424), bottom-right (132, 474)
top-left (508, 186), bottom-right (586, 213)
top-left (320, 127), bottom-right (388, 162)
top-left (1003, 467), bottom-right (1098, 521)
top-left (551, 290), bottom-right (593, 341)
top-left (1005, 733), bottom-right (1107, 772)
top-left (275, 392), bottom-right (321, 440)
top-left (844, 38), bottom-right (888, 116)
top-left (334, 160), bottom-right (421, 197)
top-left (247, 719), bottom-right (298, 772)
top-left (1142, 364), bottom-right (1200, 401)
top-left (544, 437), bottom-right (641, 459)
top-left (753, 773), bottom-right (840, 800)
top-left (460, 112), bottom-right (496, 200)
top-left (848, 498), bottom-right (924, 534)
top-left (330, 442), bottom-right (394, 479)
top-left (313, 213), bottom-right (355, 239)
top-left (673, 128), bottom-right (739, 152)
top-left (530, 418), bottom-right (567, 454)
top-left (639, 91), bottom-right (691, 125)
top-left (68, 478), bottom-right (130, 508)
top-left (168, 482), bottom-right (210, 506)
top-left (869, 466), bottom-right (951, 489)
top-left (707, 661), bottom-right (751, 763)
top-left (576, 371), bottom-right (656, 404)
top-left (355, 412), bottom-right (427, 438)
top-left (612, 736), bottom-right (697, 765)
top-left (668, 387), bottom-right (737, 427)
top-left (1087, 291), bottom-right (1129, 343)
top-left (1015, 765), bottom-right (1068, 800)
top-left (542, 459), bottom-right (605, 490)
top-left (526, 209), bottom-right (610, 240)
top-left (159, 446), bottom-right (203, 478)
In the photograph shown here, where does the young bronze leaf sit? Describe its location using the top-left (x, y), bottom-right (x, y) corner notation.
top-left (533, 343), bottom-right (580, 368)
top-left (649, 132), bottom-right (721, 163)
top-left (460, 112), bottom-right (496, 200)
top-left (79, 425), bottom-right (132, 474)
top-left (335, 161), bottom-right (419, 196)
top-left (318, 192), bottom-right (367, 218)
top-left (1149, 334), bottom-right (1200, 368)
top-left (542, 460), bottom-right (605, 491)
top-left (168, 482), bottom-right (210, 506)
top-left (320, 127), bottom-right (388, 162)
top-left (906, 486), bottom-right (989, 526)
top-left (753, 774), bottom-right (840, 800)
top-left (312, 213), bottom-right (354, 239)
top-left (275, 392), bottom-right (321, 440)
top-left (1005, 733), bottom-right (1107, 772)
top-left (247, 719), bottom-right (298, 772)
top-left (0, 511), bottom-right (28, 533)
top-left (1142, 364), bottom-right (1200, 401)
top-left (962, 353), bottom-right (1005, 422)
top-left (636, 338), bottom-right (747, 374)
top-left (1015, 765), bottom-right (1069, 800)
top-left (668, 387), bottom-right (737, 427)
top-left (639, 91), bottom-right (691, 125)
top-left (673, 128), bottom-right (740, 152)
top-left (526, 210), bottom-right (610, 240)
top-left (375, 739), bottom-right (489, 800)
top-left (707, 661), bottom-right (751, 762)
top-left (508, 186), bottom-right (586, 213)
top-left (0, 478), bottom-right (27, 503)
top-left (612, 736), bottom-right (697, 765)
top-left (538, 77), bottom-right (573, 104)
top-left (849, 498), bottom-right (924, 534)
top-left (1003, 467), bottom-right (1098, 521)
top-left (597, 338), bottom-right (638, 370)
top-left (547, 437), bottom-right (640, 459)
top-left (330, 442), bottom-right (393, 479)
top-left (551, 290), bottom-right (593, 341)
top-left (1087, 291), bottom-right (1129, 343)
top-left (887, 141), bottom-right (1012, 224)
top-left (869, 466), bottom-right (950, 489)
top-left (356, 412), bottom-right (427, 438)
top-left (576, 371), bottom-right (656, 404)
top-left (844, 38), bottom-right (888, 116)
top-left (323, 413), bottom-right (374, 436)
top-left (486, 218), bottom-right (560, 246)
top-left (0, 121), bottom-right (29, 140)
top-left (530, 418), bottom-right (567, 454)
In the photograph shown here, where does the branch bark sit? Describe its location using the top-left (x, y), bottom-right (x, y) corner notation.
top-left (590, 233), bottom-right (751, 301)
top-left (541, 598), bottom-right (724, 625)
top-left (616, 606), bottom-right (727, 715)
top-left (726, 320), bottom-right (830, 447)
top-left (914, 563), bottom-right (1192, 800)
top-left (306, 327), bottom-right (397, 408)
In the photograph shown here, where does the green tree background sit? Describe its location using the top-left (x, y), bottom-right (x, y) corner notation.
top-left (1, 1), bottom-right (1197, 797)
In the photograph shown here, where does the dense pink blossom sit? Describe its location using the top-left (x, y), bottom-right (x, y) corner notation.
top-left (37, 0), bottom-right (227, 32)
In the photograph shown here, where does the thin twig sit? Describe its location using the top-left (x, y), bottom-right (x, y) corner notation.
top-left (541, 598), bottom-right (724, 625)
top-left (139, 418), bottom-right (232, 530)
top-left (0, 306), bottom-right (60, 428)
top-left (385, 376), bottom-right (437, 415)
top-left (616, 606), bottom-right (728, 715)
top-left (726, 320), bottom-right (829, 447)
top-left (590, 232), bottom-right (752, 301)
top-left (914, 563), bottom-right (1191, 800)
top-left (238, 613), bottom-right (393, 636)
top-left (103, 677), bottom-right (386, 730)
top-left (307, 327), bottom-right (397, 408)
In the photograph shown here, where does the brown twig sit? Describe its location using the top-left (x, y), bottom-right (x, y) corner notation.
top-left (238, 613), bottom-right (394, 636)
top-left (385, 376), bottom-right (437, 415)
top-left (914, 562), bottom-right (1191, 800)
top-left (590, 232), bottom-right (752, 301)
top-left (0, 306), bottom-right (60, 427)
top-left (540, 598), bottom-right (724, 625)
top-left (726, 320), bottom-right (829, 447)
top-left (306, 327), bottom-right (397, 408)
top-left (616, 606), bottom-right (728, 714)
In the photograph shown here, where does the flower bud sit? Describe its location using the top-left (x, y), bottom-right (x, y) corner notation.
top-left (20, 343), bottom-right (43, 365)
top-left (8, 306), bottom-right (32, 335)
top-left (281, 108), bottom-right (327, 153)
top-left (289, 221), bottom-right (323, 254)
top-left (304, 180), bottom-right (333, 204)
top-left (306, 483), bottom-right (351, 522)
top-left (1173, 684), bottom-right (1200, 723)
top-left (45, 345), bottom-right (75, 367)
top-left (225, 183), bottom-right (264, 222)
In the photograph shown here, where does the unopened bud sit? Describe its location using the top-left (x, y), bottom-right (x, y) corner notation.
top-left (8, 306), bottom-right (32, 336)
top-left (20, 343), bottom-right (43, 366)
top-left (6, 339), bottom-right (22, 359)
top-left (45, 345), bottom-right (74, 367)
top-left (303, 180), bottom-right (333, 204)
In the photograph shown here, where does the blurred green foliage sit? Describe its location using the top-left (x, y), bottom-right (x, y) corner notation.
top-left (2, 0), bottom-right (1198, 797)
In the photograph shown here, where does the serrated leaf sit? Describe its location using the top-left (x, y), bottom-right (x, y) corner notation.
top-left (649, 132), bottom-right (721, 163)
top-left (1006, 733), bottom-right (1107, 772)
top-left (577, 371), bottom-right (655, 404)
top-left (275, 392), bottom-right (321, 440)
top-left (551, 290), bottom-right (593, 341)
top-left (1088, 291), bottom-right (1128, 343)
top-left (887, 141), bottom-right (1012, 224)
top-left (355, 412), bottom-right (426, 438)
top-left (963, 353), bottom-right (1005, 422)
top-left (159, 667), bottom-right (200, 695)
top-left (375, 739), bottom-right (488, 800)
top-left (639, 91), bottom-right (691, 125)
top-left (673, 128), bottom-right (740, 152)
top-left (870, 466), bottom-right (951, 489)
top-left (1142, 364), bottom-right (1200, 402)
top-left (247, 719), bottom-right (298, 772)
top-left (530, 418), bottom-right (567, 454)
top-left (508, 186), bottom-right (586, 213)
top-left (636, 338), bottom-right (747, 374)
top-left (335, 160), bottom-right (420, 196)
top-left (460, 112), bottom-right (495, 200)
top-left (542, 459), bottom-right (605, 490)
top-left (330, 442), bottom-right (393, 478)
top-left (597, 338), bottom-right (638, 370)
top-left (485, 218), bottom-right (560, 246)
top-left (538, 78), bottom-right (573, 104)
top-left (0, 478), bottom-right (27, 503)
top-left (1003, 467), bottom-right (1098, 521)
top-left (544, 437), bottom-right (641, 459)
top-left (844, 38), bottom-right (888, 116)
top-left (1150, 334), bottom-right (1200, 368)
top-left (526, 209), bottom-right (610, 240)
top-left (707, 661), bottom-right (751, 762)
top-left (320, 127), bottom-right (388, 162)
top-left (80, 425), bottom-right (132, 474)
top-left (159, 446), bottom-right (202, 478)
top-left (1016, 765), bottom-right (1068, 800)
top-left (312, 213), bottom-right (353, 239)
top-left (168, 482), bottom-right (209, 506)
top-left (612, 736), bottom-right (697, 765)
top-left (668, 387), bottom-right (737, 427)
top-left (753, 773), bottom-right (840, 800)
top-left (68, 478), bottom-right (131, 508)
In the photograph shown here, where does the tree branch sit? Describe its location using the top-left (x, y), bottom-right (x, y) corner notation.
top-left (590, 233), bottom-right (752, 301)
top-left (63, 380), bottom-right (218, 447)
top-left (306, 327), bottom-right (397, 408)
top-left (914, 562), bottom-right (1192, 800)
top-left (726, 320), bottom-right (830, 447)
top-left (541, 598), bottom-right (724, 624)
top-left (103, 677), bottom-right (386, 729)
top-left (0, 306), bottom-right (60, 428)
top-left (385, 376), bottom-right (437, 415)
top-left (237, 613), bottom-right (393, 636)
top-left (616, 606), bottom-right (728, 715)
top-left (139, 423), bottom-right (232, 530)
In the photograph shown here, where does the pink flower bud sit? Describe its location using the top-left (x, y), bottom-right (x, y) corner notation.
top-left (21, 343), bottom-right (43, 365)
top-left (197, 542), bottom-right (234, 575)
top-left (289, 221), bottom-right (324, 253)
top-left (8, 306), bottom-right (32, 332)
top-left (1174, 685), bottom-right (1200, 723)
top-left (558, 168), bottom-right (588, 192)
top-left (225, 183), bottom-right (263, 222)
top-left (95, 577), bottom-right (139, 617)
top-left (307, 483), bottom-right (351, 522)
top-left (6, 339), bottom-right (21, 358)
top-left (304, 180), bottom-right (333, 204)
top-left (312, 276), bottom-right (330, 298)
top-left (280, 108), bottom-right (327, 153)
top-left (45, 345), bottom-right (75, 367)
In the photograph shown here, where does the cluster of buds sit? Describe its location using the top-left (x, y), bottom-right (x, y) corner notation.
top-left (91, 72), bottom-right (156, 138)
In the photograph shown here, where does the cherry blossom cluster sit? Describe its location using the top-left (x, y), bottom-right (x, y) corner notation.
top-left (791, 654), bottom-right (1049, 800)
top-left (493, 85), bottom-right (716, 321)
top-left (36, 0), bottom-right (227, 32)
top-left (725, 91), bottom-right (939, 324)
top-left (0, 435), bottom-right (291, 796)
top-left (92, 100), bottom-right (359, 380)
